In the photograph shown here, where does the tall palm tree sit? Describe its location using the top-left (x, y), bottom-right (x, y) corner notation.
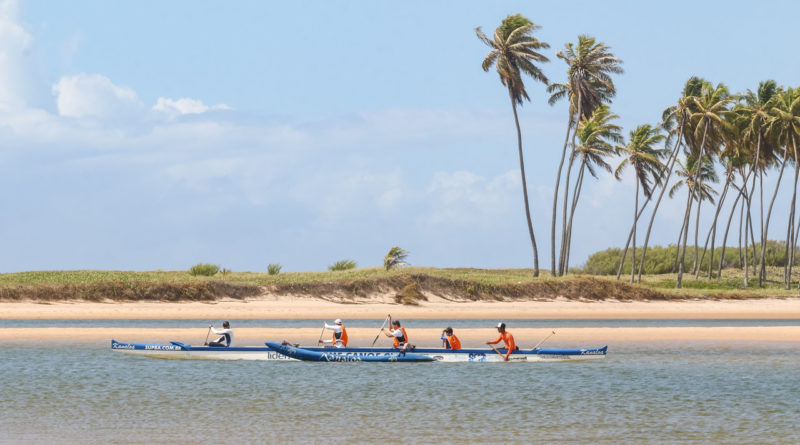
top-left (768, 87), bottom-right (800, 289)
top-left (561, 105), bottom-right (623, 269)
top-left (685, 82), bottom-right (733, 275)
top-left (637, 77), bottom-right (705, 282)
top-left (549, 35), bottom-right (623, 276)
top-left (476, 14), bottom-right (550, 277)
top-left (670, 153), bottom-right (718, 288)
top-left (736, 80), bottom-right (779, 286)
top-left (614, 125), bottom-right (666, 282)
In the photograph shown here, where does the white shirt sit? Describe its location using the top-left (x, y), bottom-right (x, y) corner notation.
top-left (210, 327), bottom-right (234, 346)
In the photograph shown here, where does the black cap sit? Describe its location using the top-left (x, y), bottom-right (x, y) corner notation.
top-left (223, 321), bottom-right (230, 328)
top-left (444, 327), bottom-right (453, 334)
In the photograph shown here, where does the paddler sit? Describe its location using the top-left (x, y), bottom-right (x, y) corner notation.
top-left (486, 322), bottom-right (516, 361)
top-left (206, 321), bottom-right (234, 347)
top-left (382, 314), bottom-right (409, 351)
top-left (319, 318), bottom-right (348, 348)
top-left (441, 326), bottom-right (461, 350)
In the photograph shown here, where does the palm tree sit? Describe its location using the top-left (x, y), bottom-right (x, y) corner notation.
top-left (561, 105), bottom-right (623, 269)
top-left (736, 80), bottom-right (780, 286)
top-left (614, 125), bottom-right (666, 282)
top-left (476, 14), bottom-right (550, 277)
top-left (685, 82), bottom-right (733, 275)
top-left (768, 87), bottom-right (800, 288)
top-left (637, 77), bottom-right (705, 282)
top-left (670, 153), bottom-right (718, 288)
top-left (550, 35), bottom-right (623, 276)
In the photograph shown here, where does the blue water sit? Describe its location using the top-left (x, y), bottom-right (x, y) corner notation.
top-left (2, 340), bottom-right (799, 443)
top-left (3, 318), bottom-right (798, 329)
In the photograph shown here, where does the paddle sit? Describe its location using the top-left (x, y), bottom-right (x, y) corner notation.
top-left (533, 330), bottom-right (556, 350)
top-left (203, 326), bottom-right (211, 346)
top-left (487, 343), bottom-right (508, 361)
top-left (371, 316), bottom-right (389, 346)
top-left (317, 322), bottom-right (326, 346)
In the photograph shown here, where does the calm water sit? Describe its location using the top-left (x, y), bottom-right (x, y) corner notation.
top-left (2, 338), bottom-right (799, 443)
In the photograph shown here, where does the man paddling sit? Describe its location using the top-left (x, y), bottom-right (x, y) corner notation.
top-left (319, 318), bottom-right (348, 348)
top-left (206, 321), bottom-right (234, 347)
top-left (382, 315), bottom-right (409, 351)
top-left (441, 327), bottom-right (461, 350)
top-left (487, 322), bottom-right (516, 361)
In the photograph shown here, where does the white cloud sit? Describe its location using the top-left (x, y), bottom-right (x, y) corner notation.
top-left (0, 0), bottom-right (43, 110)
top-left (153, 97), bottom-right (231, 116)
top-left (52, 73), bottom-right (141, 118)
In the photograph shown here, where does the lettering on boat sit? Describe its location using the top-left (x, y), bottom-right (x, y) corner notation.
top-left (468, 352), bottom-right (486, 362)
top-left (111, 343), bottom-right (135, 350)
top-left (144, 344), bottom-right (182, 351)
top-left (580, 350), bottom-right (605, 355)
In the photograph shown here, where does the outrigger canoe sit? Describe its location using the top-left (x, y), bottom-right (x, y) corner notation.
top-left (265, 342), bottom-right (435, 362)
top-left (111, 339), bottom-right (607, 362)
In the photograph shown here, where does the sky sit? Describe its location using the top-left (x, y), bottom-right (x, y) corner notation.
top-left (1, 0), bottom-right (799, 273)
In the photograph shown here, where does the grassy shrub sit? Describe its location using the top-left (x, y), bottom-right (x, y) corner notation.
top-left (328, 259), bottom-right (357, 272)
top-left (395, 281), bottom-right (427, 305)
top-left (188, 263), bottom-right (220, 276)
top-left (384, 246), bottom-right (409, 270)
top-left (267, 263), bottom-right (282, 275)
top-left (583, 241), bottom-right (800, 275)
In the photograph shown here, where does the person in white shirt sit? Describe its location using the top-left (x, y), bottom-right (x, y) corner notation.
top-left (206, 321), bottom-right (233, 347)
top-left (319, 318), bottom-right (348, 348)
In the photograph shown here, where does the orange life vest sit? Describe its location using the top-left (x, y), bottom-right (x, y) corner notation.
top-left (333, 324), bottom-right (348, 347)
top-left (392, 327), bottom-right (408, 348)
top-left (445, 333), bottom-right (461, 350)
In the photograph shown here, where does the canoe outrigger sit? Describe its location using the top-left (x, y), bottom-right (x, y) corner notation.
top-left (111, 339), bottom-right (607, 362)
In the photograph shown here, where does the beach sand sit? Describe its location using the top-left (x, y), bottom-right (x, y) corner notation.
top-left (2, 297), bottom-right (799, 345)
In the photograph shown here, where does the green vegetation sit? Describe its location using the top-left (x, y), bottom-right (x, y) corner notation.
top-left (384, 247), bottom-right (409, 270)
top-left (328, 259), bottom-right (357, 272)
top-left (188, 263), bottom-right (221, 276)
top-left (267, 263), bottom-right (282, 275)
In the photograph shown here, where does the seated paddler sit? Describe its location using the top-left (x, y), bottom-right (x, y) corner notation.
top-left (206, 321), bottom-right (234, 347)
top-left (441, 326), bottom-right (461, 350)
top-left (382, 314), bottom-right (409, 351)
top-left (319, 318), bottom-right (348, 348)
top-left (486, 322), bottom-right (516, 361)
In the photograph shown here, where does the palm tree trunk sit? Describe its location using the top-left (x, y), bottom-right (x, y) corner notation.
top-left (676, 190), bottom-right (694, 289)
top-left (787, 135), bottom-right (800, 288)
top-left (551, 114), bottom-right (575, 276)
top-left (697, 173), bottom-right (731, 279)
top-left (691, 198), bottom-right (702, 275)
top-left (616, 194), bottom-right (654, 280)
top-left (563, 161), bottom-right (587, 273)
top-left (673, 218), bottom-right (686, 273)
top-left (558, 154), bottom-right (577, 276)
top-left (631, 181), bottom-right (639, 283)
top-left (718, 184), bottom-right (744, 277)
top-left (638, 122), bottom-right (684, 283)
top-left (508, 87), bottom-right (539, 277)
top-left (758, 153), bottom-right (789, 287)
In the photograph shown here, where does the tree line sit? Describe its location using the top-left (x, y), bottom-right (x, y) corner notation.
top-left (476, 14), bottom-right (800, 290)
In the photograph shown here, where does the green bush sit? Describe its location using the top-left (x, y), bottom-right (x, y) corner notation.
top-left (583, 240), bottom-right (799, 275)
top-left (328, 259), bottom-right (357, 271)
top-left (188, 263), bottom-right (221, 276)
top-left (267, 263), bottom-right (282, 275)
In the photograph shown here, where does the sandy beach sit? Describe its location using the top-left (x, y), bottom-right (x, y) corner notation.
top-left (2, 297), bottom-right (799, 345)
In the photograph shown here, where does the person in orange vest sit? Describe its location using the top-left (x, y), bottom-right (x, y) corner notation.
top-left (319, 318), bottom-right (348, 348)
top-left (440, 326), bottom-right (461, 350)
top-left (486, 322), bottom-right (516, 361)
top-left (381, 314), bottom-right (409, 351)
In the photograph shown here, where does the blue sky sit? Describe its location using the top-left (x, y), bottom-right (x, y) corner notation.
top-left (1, 0), bottom-right (799, 272)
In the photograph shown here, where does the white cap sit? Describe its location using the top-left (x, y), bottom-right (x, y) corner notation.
top-left (334, 319), bottom-right (342, 325)
top-left (497, 322), bottom-right (505, 329)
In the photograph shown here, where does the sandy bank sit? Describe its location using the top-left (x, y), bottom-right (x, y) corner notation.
top-left (2, 297), bottom-right (800, 319)
top-left (3, 326), bottom-right (799, 346)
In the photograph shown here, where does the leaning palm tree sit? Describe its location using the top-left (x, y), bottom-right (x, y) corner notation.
top-left (637, 76), bottom-right (705, 282)
top-left (670, 153), bottom-right (719, 288)
top-left (476, 14), bottom-right (550, 277)
top-left (548, 35), bottom-right (623, 276)
top-left (614, 125), bottom-right (666, 282)
top-left (561, 105), bottom-right (623, 270)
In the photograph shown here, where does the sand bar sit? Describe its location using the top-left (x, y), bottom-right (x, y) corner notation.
top-left (3, 297), bottom-right (800, 320)
top-left (2, 327), bottom-right (799, 346)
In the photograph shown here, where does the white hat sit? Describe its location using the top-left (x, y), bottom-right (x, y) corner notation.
top-left (334, 319), bottom-right (342, 325)
top-left (497, 322), bottom-right (505, 329)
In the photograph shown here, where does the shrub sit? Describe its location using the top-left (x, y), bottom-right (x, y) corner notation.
top-left (267, 263), bottom-right (282, 275)
top-left (188, 263), bottom-right (220, 277)
top-left (328, 259), bottom-right (357, 271)
top-left (384, 246), bottom-right (409, 270)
